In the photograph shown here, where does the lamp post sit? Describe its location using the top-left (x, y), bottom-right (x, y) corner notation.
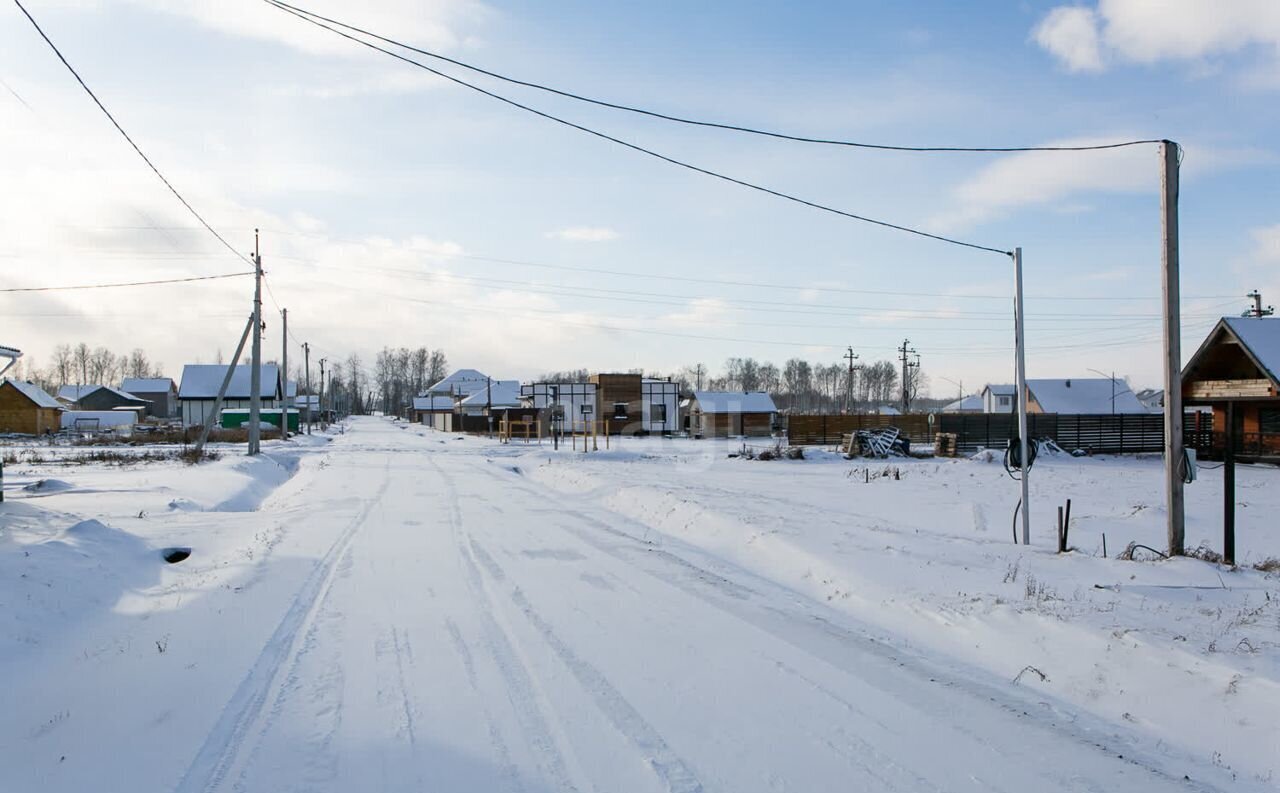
top-left (1086, 368), bottom-right (1134, 415)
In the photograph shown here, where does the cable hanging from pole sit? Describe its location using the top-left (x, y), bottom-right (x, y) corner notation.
top-left (263, 0), bottom-right (1161, 156)
top-left (0, 272), bottom-right (253, 292)
top-left (13, 0), bottom-right (252, 269)
top-left (261, 0), bottom-right (1011, 257)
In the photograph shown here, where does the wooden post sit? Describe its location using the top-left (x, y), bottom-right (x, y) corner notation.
top-left (1224, 401), bottom-right (1236, 565)
top-left (1162, 140), bottom-right (1186, 556)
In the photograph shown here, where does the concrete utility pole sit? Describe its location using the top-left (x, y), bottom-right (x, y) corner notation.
top-left (281, 307), bottom-right (288, 439)
top-left (195, 315), bottom-right (254, 457)
top-left (1161, 141), bottom-right (1186, 557)
top-left (303, 342), bottom-right (311, 435)
top-left (898, 339), bottom-right (918, 413)
top-left (1244, 290), bottom-right (1275, 318)
top-left (248, 229), bottom-right (263, 456)
top-left (1013, 247), bottom-right (1031, 546)
top-left (844, 346), bottom-right (859, 414)
top-left (318, 357), bottom-right (327, 430)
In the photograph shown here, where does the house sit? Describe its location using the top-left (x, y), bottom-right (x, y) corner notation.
top-left (942, 394), bottom-right (984, 413)
top-left (588, 373), bottom-right (680, 435)
top-left (458, 380), bottom-right (523, 415)
top-left (874, 405), bottom-right (902, 416)
top-left (1024, 378), bottom-right (1146, 414)
top-left (178, 364), bottom-right (283, 427)
top-left (522, 381), bottom-right (597, 433)
top-left (412, 394), bottom-right (454, 427)
top-left (56, 384), bottom-right (149, 415)
top-left (0, 379), bottom-right (63, 435)
top-left (1134, 388), bottom-right (1164, 412)
top-left (687, 391), bottom-right (777, 437)
top-left (56, 384), bottom-right (101, 406)
top-left (121, 377), bottom-right (177, 418)
top-left (981, 384), bottom-right (1016, 414)
top-left (1181, 316), bottom-right (1280, 459)
top-left (425, 369), bottom-right (492, 399)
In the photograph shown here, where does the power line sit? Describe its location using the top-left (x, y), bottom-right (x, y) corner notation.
top-left (13, 0), bottom-right (250, 268)
top-left (0, 272), bottom-right (252, 293)
top-left (262, 0), bottom-right (1011, 258)
top-left (265, 0), bottom-right (1162, 156)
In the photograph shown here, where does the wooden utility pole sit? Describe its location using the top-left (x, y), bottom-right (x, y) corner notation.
top-left (303, 342), bottom-right (311, 434)
top-left (280, 307), bottom-right (288, 439)
top-left (1161, 141), bottom-right (1185, 557)
top-left (248, 229), bottom-right (263, 456)
top-left (1013, 247), bottom-right (1031, 545)
top-left (1244, 290), bottom-right (1274, 318)
top-left (844, 346), bottom-right (858, 414)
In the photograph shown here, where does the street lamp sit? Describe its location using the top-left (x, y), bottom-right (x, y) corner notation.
top-left (1086, 368), bottom-right (1135, 414)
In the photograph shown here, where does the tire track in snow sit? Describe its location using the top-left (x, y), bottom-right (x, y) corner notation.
top-left (174, 459), bottom-right (391, 793)
top-left (452, 464), bottom-right (705, 793)
top-left (428, 457), bottom-right (580, 793)
top-left (469, 460), bottom-right (1224, 793)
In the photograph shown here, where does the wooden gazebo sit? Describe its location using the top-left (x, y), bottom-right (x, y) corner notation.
top-left (1181, 316), bottom-right (1280, 563)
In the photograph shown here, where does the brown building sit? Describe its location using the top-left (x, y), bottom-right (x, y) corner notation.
top-left (0, 379), bottom-right (64, 435)
top-left (687, 390), bottom-right (778, 437)
top-left (1182, 316), bottom-right (1280, 460)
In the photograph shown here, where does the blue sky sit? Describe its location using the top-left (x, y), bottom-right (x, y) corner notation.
top-left (2, 0), bottom-right (1278, 393)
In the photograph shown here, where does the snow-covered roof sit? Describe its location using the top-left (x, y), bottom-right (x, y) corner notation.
top-left (692, 391), bottom-right (777, 414)
top-left (1026, 378), bottom-right (1146, 414)
top-left (57, 384), bottom-right (102, 401)
top-left (459, 380), bottom-right (523, 407)
top-left (1222, 316), bottom-right (1280, 384)
top-left (121, 377), bottom-right (174, 393)
top-left (179, 364), bottom-right (281, 399)
top-left (983, 383), bottom-right (1016, 396)
top-left (426, 369), bottom-right (490, 396)
top-left (3, 379), bottom-right (63, 409)
top-left (875, 405), bottom-right (902, 415)
top-left (942, 395), bottom-right (984, 412)
top-left (412, 394), bottom-right (453, 411)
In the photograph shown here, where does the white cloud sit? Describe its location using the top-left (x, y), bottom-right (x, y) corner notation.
top-left (1251, 223), bottom-right (1280, 263)
top-left (1034, 1), bottom-right (1280, 81)
top-left (133, 0), bottom-right (491, 58)
top-left (544, 227), bottom-right (619, 242)
top-left (1033, 6), bottom-right (1105, 73)
top-left (931, 138), bottom-right (1269, 231)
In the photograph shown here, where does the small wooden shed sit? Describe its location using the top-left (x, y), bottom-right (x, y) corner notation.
top-left (0, 379), bottom-right (63, 435)
top-left (688, 391), bottom-right (777, 437)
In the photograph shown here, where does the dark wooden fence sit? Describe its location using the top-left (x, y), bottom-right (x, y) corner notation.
top-left (786, 414), bottom-right (932, 446)
top-left (787, 411), bottom-right (1212, 455)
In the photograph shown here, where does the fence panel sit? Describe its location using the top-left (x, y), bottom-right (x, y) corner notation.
top-left (786, 414), bottom-right (932, 446)
top-left (940, 412), bottom-right (1184, 454)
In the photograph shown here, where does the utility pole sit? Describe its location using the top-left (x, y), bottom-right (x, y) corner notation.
top-left (1244, 290), bottom-right (1275, 318)
top-left (693, 363), bottom-right (706, 391)
top-left (1013, 247), bottom-right (1031, 546)
top-left (303, 342), bottom-right (311, 434)
top-left (280, 307), bottom-right (288, 440)
top-left (898, 339), bottom-right (918, 413)
top-left (1161, 141), bottom-right (1185, 557)
top-left (248, 230), bottom-right (263, 456)
top-left (318, 357), bottom-right (327, 430)
top-left (844, 346), bottom-right (859, 414)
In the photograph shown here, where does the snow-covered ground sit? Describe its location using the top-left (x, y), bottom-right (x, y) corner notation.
top-left (1, 417), bottom-right (1276, 791)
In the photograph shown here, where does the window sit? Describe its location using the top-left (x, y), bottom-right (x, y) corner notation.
top-left (612, 402), bottom-right (628, 419)
top-left (580, 403), bottom-right (593, 415)
top-left (651, 403), bottom-right (667, 422)
top-left (1261, 408), bottom-right (1280, 435)
top-left (998, 395), bottom-right (1011, 406)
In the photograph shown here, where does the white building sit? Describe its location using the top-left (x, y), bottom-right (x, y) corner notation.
top-left (981, 384), bottom-right (1016, 414)
top-left (178, 364), bottom-right (283, 427)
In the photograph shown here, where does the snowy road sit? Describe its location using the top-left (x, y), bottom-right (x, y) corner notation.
top-left (156, 419), bottom-right (1218, 793)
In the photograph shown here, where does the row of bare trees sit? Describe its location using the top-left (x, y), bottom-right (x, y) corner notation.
top-left (10, 343), bottom-right (164, 394)
top-left (371, 346), bottom-right (449, 416)
top-left (664, 356), bottom-right (929, 413)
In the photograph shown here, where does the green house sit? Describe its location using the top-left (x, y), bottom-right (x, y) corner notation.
top-left (220, 408), bottom-right (300, 432)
